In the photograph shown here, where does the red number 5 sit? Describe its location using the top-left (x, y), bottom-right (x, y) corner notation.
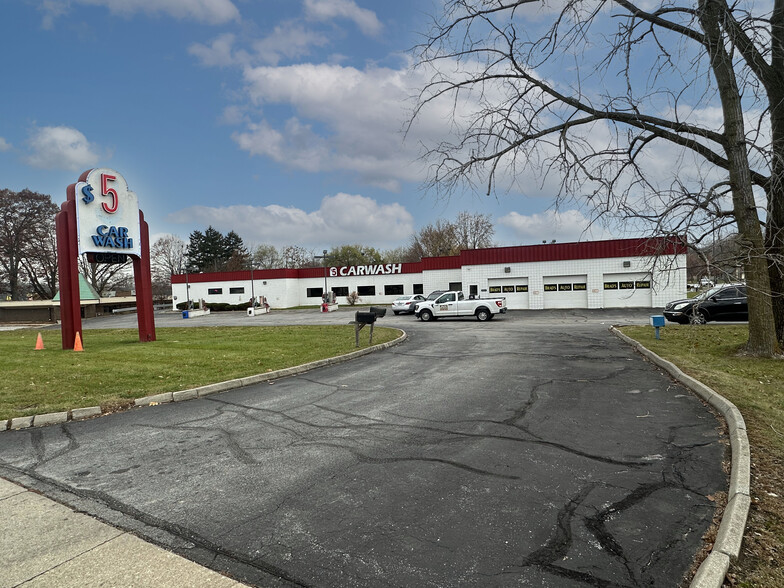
top-left (101, 174), bottom-right (118, 213)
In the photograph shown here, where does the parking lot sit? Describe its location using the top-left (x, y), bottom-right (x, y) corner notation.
top-left (1, 308), bottom-right (726, 587)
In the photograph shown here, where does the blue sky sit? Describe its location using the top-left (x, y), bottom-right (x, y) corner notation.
top-left (0, 0), bottom-right (609, 252)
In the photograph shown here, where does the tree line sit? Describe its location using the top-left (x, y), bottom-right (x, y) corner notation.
top-left (150, 211), bottom-right (495, 281)
top-left (1, 188), bottom-right (495, 300)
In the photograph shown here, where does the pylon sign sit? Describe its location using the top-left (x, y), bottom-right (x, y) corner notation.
top-left (56, 168), bottom-right (156, 349)
top-left (75, 169), bottom-right (142, 257)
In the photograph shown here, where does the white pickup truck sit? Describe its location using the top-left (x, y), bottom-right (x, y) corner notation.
top-left (414, 291), bottom-right (506, 322)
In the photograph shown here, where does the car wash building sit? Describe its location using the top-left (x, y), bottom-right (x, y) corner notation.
top-left (170, 236), bottom-right (686, 311)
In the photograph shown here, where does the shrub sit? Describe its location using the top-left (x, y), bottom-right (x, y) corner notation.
top-left (346, 291), bottom-right (361, 306)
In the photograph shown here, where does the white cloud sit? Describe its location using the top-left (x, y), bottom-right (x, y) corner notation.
top-left (252, 22), bottom-right (330, 65)
top-left (188, 33), bottom-right (239, 67)
top-left (168, 193), bottom-right (414, 247)
top-left (25, 126), bottom-right (104, 171)
top-left (0, 137), bottom-right (11, 152)
top-left (40, 0), bottom-right (239, 27)
top-left (304, 0), bottom-right (382, 36)
top-left (498, 210), bottom-right (613, 244)
top-left (232, 62), bottom-right (434, 190)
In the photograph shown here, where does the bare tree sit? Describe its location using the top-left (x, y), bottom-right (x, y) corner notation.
top-left (0, 189), bottom-right (58, 300)
top-left (281, 245), bottom-right (317, 268)
top-left (411, 0), bottom-right (783, 355)
top-left (151, 234), bottom-right (187, 282)
top-left (251, 244), bottom-right (283, 269)
top-left (21, 231), bottom-right (58, 299)
top-left (410, 219), bottom-right (460, 258)
top-left (78, 256), bottom-right (132, 296)
top-left (454, 211), bottom-right (495, 250)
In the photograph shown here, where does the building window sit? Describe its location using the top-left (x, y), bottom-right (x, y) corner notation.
top-left (558, 283), bottom-right (572, 291)
top-left (635, 280), bottom-right (651, 289)
top-left (306, 287), bottom-right (323, 298)
top-left (207, 288), bottom-right (222, 295)
top-left (449, 282), bottom-right (462, 291)
top-left (619, 281), bottom-right (635, 289)
top-left (543, 284), bottom-right (557, 292)
top-left (384, 284), bottom-right (404, 295)
top-left (489, 286), bottom-right (502, 294)
top-left (332, 286), bottom-right (349, 297)
top-left (573, 283), bottom-right (587, 291)
top-left (502, 285), bottom-right (515, 293)
top-left (516, 285), bottom-right (528, 292)
top-left (604, 282), bottom-right (619, 290)
top-left (229, 287), bottom-right (245, 294)
top-left (413, 284), bottom-right (424, 294)
top-left (357, 285), bottom-right (376, 296)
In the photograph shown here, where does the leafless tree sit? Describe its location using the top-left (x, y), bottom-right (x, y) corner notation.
top-left (151, 234), bottom-right (187, 282)
top-left (251, 244), bottom-right (283, 269)
top-left (410, 0), bottom-right (783, 355)
top-left (0, 189), bottom-right (58, 300)
top-left (21, 230), bottom-right (58, 299)
top-left (78, 256), bottom-right (132, 296)
top-left (454, 211), bottom-right (495, 250)
top-left (281, 245), bottom-right (317, 268)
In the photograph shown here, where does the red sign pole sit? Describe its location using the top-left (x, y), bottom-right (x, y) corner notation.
top-left (133, 210), bottom-right (156, 342)
top-left (55, 187), bottom-right (83, 349)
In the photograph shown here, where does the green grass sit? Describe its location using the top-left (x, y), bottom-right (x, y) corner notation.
top-left (619, 325), bottom-right (784, 587)
top-left (1, 325), bottom-right (400, 420)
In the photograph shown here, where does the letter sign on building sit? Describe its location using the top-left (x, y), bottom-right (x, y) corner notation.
top-left (75, 168), bottom-right (141, 258)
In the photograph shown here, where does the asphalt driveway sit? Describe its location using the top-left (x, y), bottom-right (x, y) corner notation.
top-left (0, 309), bottom-right (726, 587)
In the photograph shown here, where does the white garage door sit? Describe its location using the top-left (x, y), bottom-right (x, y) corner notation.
top-left (488, 278), bottom-right (529, 309)
top-left (542, 275), bottom-right (588, 309)
top-left (602, 273), bottom-right (653, 307)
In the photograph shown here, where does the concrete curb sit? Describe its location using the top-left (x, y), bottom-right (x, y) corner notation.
top-left (610, 327), bottom-right (750, 588)
top-left (2, 330), bottom-right (407, 432)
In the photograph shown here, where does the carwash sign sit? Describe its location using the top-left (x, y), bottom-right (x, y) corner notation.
top-left (329, 264), bottom-right (402, 277)
top-left (75, 168), bottom-right (141, 257)
top-left (56, 168), bottom-right (155, 349)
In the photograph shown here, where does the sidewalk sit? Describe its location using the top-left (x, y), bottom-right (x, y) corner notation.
top-left (1, 478), bottom-right (246, 588)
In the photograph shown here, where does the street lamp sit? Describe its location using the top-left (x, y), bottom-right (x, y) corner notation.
top-left (250, 262), bottom-right (255, 307)
top-left (314, 249), bottom-right (329, 303)
top-left (184, 265), bottom-right (192, 310)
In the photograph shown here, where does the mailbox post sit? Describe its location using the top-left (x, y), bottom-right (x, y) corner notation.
top-left (650, 315), bottom-right (666, 340)
top-left (354, 311), bottom-right (377, 347)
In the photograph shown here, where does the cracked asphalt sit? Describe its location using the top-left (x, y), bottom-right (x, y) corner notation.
top-left (0, 309), bottom-right (727, 587)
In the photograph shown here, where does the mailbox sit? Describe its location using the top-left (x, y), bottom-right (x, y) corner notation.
top-left (355, 311), bottom-right (376, 325)
top-left (649, 315), bottom-right (665, 327)
top-left (369, 306), bottom-right (387, 318)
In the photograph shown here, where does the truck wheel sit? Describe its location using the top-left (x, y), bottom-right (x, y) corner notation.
top-left (476, 308), bottom-right (491, 321)
top-left (419, 309), bottom-right (434, 322)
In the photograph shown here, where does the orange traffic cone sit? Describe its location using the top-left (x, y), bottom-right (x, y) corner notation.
top-left (35, 333), bottom-right (45, 350)
top-left (74, 332), bottom-right (84, 352)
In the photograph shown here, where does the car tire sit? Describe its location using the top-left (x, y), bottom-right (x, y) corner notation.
top-left (689, 311), bottom-right (708, 325)
top-left (393, 311), bottom-right (400, 315)
top-left (476, 308), bottom-right (491, 321)
top-left (419, 309), bottom-right (434, 322)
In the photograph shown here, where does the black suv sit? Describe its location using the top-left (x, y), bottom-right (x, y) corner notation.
top-left (664, 284), bottom-right (748, 324)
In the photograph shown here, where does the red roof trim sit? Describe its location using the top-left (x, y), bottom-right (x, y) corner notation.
top-left (171, 237), bottom-right (685, 284)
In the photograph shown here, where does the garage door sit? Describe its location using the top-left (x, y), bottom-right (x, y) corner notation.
top-left (488, 278), bottom-right (529, 310)
top-left (542, 275), bottom-right (588, 309)
top-left (602, 273), bottom-right (653, 308)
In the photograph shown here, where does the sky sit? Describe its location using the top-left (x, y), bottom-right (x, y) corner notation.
top-left (0, 0), bottom-right (617, 253)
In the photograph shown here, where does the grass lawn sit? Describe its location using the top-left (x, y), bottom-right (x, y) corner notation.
top-left (619, 325), bottom-right (783, 587)
top-left (1, 325), bottom-right (400, 421)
